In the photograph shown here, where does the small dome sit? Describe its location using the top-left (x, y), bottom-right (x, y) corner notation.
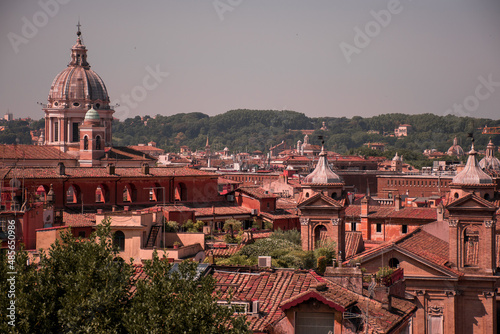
top-left (84, 106), bottom-right (100, 121)
top-left (452, 144), bottom-right (493, 184)
top-left (479, 139), bottom-right (500, 171)
top-left (302, 147), bottom-right (342, 184)
top-left (392, 152), bottom-right (401, 161)
top-left (447, 137), bottom-right (464, 157)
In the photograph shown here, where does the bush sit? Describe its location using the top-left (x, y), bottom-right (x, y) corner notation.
top-left (317, 256), bottom-right (327, 274)
top-left (270, 229), bottom-right (301, 246)
top-left (165, 221), bottom-right (179, 232)
top-left (223, 219), bottom-right (243, 233)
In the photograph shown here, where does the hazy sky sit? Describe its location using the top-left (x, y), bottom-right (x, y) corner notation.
top-left (1, 0), bottom-right (500, 121)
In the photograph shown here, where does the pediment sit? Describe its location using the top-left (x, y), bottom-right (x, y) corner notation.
top-left (298, 193), bottom-right (343, 209)
top-left (446, 194), bottom-right (496, 211)
top-left (359, 247), bottom-right (458, 278)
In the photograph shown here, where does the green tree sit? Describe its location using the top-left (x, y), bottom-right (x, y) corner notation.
top-left (125, 253), bottom-right (249, 333)
top-left (0, 218), bottom-right (132, 333)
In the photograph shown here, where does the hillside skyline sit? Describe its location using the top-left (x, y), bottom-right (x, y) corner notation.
top-left (1, 1), bottom-right (500, 121)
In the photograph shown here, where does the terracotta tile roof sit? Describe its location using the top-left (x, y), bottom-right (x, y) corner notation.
top-left (1, 166), bottom-right (217, 179)
top-left (353, 228), bottom-right (462, 276)
top-left (127, 145), bottom-right (165, 152)
top-left (101, 146), bottom-right (156, 161)
top-left (189, 203), bottom-right (252, 217)
top-left (214, 268), bottom-right (319, 332)
top-left (345, 232), bottom-right (364, 258)
top-left (210, 243), bottom-right (244, 258)
top-left (213, 267), bottom-right (416, 333)
top-left (275, 198), bottom-right (298, 210)
top-left (63, 212), bottom-right (96, 227)
top-left (236, 186), bottom-right (276, 199)
top-left (260, 210), bottom-right (298, 220)
top-left (345, 205), bottom-right (437, 221)
top-left (0, 144), bottom-right (75, 162)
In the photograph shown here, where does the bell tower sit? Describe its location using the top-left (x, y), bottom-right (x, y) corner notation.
top-left (78, 106), bottom-right (105, 167)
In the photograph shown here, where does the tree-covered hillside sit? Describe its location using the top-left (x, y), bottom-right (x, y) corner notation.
top-left (111, 110), bottom-right (500, 155)
top-left (3, 110), bottom-right (500, 159)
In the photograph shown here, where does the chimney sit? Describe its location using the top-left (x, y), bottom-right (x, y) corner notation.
top-left (57, 162), bottom-right (65, 175)
top-left (107, 163), bottom-right (115, 175)
top-left (394, 195), bottom-right (402, 211)
top-left (141, 163), bottom-right (150, 175)
top-left (361, 197), bottom-right (369, 218)
top-left (436, 203), bottom-right (444, 221)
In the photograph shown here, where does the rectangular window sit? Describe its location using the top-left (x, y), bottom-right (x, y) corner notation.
top-left (72, 122), bottom-right (79, 142)
top-left (376, 223), bottom-right (382, 233)
top-left (54, 122), bottom-right (59, 142)
top-left (402, 224), bottom-right (408, 234)
top-left (295, 312), bottom-right (335, 334)
top-left (351, 222), bottom-right (357, 231)
top-left (428, 315), bottom-right (443, 334)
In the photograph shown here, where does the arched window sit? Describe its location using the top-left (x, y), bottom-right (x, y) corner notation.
top-left (113, 231), bottom-right (125, 251)
top-left (484, 193), bottom-right (490, 200)
top-left (123, 186), bottom-right (131, 202)
top-left (95, 186), bottom-right (105, 203)
top-left (83, 136), bottom-right (89, 150)
top-left (454, 192), bottom-right (459, 199)
top-left (389, 257), bottom-right (400, 268)
top-left (176, 183), bottom-right (187, 201)
top-left (331, 192), bottom-right (337, 199)
top-left (314, 225), bottom-right (328, 248)
top-left (66, 185), bottom-right (77, 204)
top-left (36, 185), bottom-right (47, 202)
top-left (95, 135), bottom-right (101, 150)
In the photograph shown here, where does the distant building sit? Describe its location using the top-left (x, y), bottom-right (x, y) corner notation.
top-left (394, 124), bottom-right (411, 137)
top-left (364, 142), bottom-right (385, 151)
top-left (4, 111), bottom-right (13, 121)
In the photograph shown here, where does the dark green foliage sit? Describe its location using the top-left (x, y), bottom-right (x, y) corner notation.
top-left (7, 110), bottom-right (500, 168)
top-left (269, 229), bottom-right (301, 246)
top-left (0, 219), bottom-right (247, 333)
top-left (0, 219), bottom-right (132, 333)
top-left (219, 230), bottom-right (334, 271)
top-left (317, 256), bottom-right (327, 275)
top-left (124, 253), bottom-right (249, 333)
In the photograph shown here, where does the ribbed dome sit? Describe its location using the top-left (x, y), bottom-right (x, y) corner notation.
top-left (447, 137), bottom-right (464, 157)
top-left (47, 32), bottom-right (109, 106)
top-left (84, 106), bottom-right (100, 121)
top-left (302, 147), bottom-right (342, 184)
top-left (479, 139), bottom-right (500, 171)
top-left (452, 144), bottom-right (493, 184)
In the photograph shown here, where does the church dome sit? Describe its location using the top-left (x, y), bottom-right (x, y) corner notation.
top-left (302, 147), bottom-right (342, 184)
top-left (47, 29), bottom-right (109, 108)
top-left (479, 139), bottom-right (500, 171)
top-left (452, 143), bottom-right (493, 184)
top-left (447, 137), bottom-right (464, 157)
